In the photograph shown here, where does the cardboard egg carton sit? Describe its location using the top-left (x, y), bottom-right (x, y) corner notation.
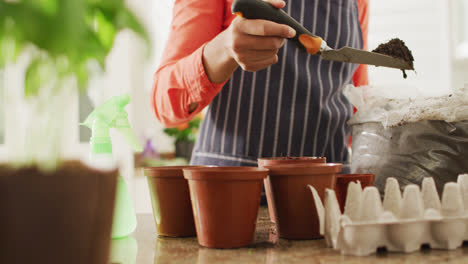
top-left (308, 174), bottom-right (468, 256)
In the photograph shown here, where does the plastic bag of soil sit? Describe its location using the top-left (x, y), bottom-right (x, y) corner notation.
top-left (344, 84), bottom-right (468, 195)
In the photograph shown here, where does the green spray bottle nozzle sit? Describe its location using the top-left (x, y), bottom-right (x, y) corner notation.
top-left (82, 94), bottom-right (141, 238)
top-left (81, 94), bottom-right (143, 154)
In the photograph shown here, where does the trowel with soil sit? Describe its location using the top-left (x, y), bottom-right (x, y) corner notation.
top-left (372, 38), bottom-right (415, 78)
top-left (232, 0), bottom-right (414, 74)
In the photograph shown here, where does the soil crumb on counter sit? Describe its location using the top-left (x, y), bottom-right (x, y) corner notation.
top-left (372, 38), bottom-right (414, 79)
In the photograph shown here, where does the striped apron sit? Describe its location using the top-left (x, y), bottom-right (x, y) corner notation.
top-left (191, 0), bottom-right (363, 168)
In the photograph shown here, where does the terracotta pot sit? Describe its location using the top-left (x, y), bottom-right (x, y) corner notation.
top-left (183, 166), bottom-right (268, 248)
top-left (144, 166), bottom-right (199, 237)
top-left (257, 157), bottom-right (326, 167)
top-left (0, 161), bottom-right (117, 264)
top-left (335, 174), bottom-right (375, 213)
top-left (257, 157), bottom-right (326, 223)
top-left (264, 163), bottom-right (342, 239)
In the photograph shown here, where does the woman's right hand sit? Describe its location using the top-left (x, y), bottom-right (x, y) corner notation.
top-left (225, 0), bottom-right (296, 72)
top-left (202, 0), bottom-right (295, 85)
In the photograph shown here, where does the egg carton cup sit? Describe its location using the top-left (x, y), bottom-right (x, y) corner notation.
top-left (308, 174), bottom-right (468, 256)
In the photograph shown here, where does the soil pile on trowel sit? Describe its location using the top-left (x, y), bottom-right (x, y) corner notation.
top-left (372, 38), bottom-right (414, 79)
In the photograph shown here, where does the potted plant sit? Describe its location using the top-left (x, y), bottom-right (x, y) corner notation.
top-left (163, 113), bottom-right (202, 162)
top-left (0, 1), bottom-right (148, 263)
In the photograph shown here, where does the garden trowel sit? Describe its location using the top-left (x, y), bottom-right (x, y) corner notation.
top-left (231, 0), bottom-right (414, 70)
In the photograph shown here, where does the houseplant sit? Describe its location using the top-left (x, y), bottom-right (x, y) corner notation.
top-left (163, 113), bottom-right (202, 161)
top-left (0, 0), bottom-right (148, 263)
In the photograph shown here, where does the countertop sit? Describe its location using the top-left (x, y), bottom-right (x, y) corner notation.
top-left (110, 207), bottom-right (468, 264)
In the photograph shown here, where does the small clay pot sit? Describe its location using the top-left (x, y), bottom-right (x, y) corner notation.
top-left (183, 166), bottom-right (268, 248)
top-left (335, 174), bottom-right (375, 213)
top-left (265, 163), bottom-right (342, 239)
top-left (257, 157), bottom-right (326, 167)
top-left (144, 166), bottom-right (199, 237)
top-left (258, 157), bottom-right (326, 223)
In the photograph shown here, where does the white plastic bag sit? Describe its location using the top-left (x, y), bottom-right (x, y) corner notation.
top-left (345, 84), bottom-right (468, 194)
top-left (344, 84), bottom-right (468, 128)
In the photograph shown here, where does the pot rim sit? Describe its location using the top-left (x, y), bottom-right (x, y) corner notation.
top-left (336, 173), bottom-right (375, 181)
top-left (183, 166), bottom-right (268, 181)
top-left (265, 163), bottom-right (342, 176)
top-left (144, 165), bottom-right (207, 178)
top-left (258, 156), bottom-right (326, 165)
top-left (337, 173), bottom-right (375, 177)
top-left (258, 156), bottom-right (326, 161)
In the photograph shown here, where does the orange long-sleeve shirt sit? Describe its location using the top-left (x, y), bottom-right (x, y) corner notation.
top-left (152, 0), bottom-right (369, 128)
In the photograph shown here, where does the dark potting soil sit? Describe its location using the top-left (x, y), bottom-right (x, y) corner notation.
top-left (0, 160), bottom-right (116, 178)
top-left (372, 38), bottom-right (414, 79)
top-left (267, 157), bottom-right (322, 161)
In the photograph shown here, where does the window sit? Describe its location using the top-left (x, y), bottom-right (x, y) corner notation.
top-left (368, 1), bottom-right (450, 92)
top-left (455, 0), bottom-right (468, 58)
top-left (79, 93), bottom-right (93, 143)
top-left (449, 0), bottom-right (468, 88)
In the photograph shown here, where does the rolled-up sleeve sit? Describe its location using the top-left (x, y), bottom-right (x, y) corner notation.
top-left (152, 0), bottom-right (228, 127)
top-left (353, 0), bottom-right (369, 87)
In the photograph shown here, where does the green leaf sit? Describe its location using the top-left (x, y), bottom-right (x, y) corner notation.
top-left (91, 0), bottom-right (124, 10)
top-left (53, 0), bottom-right (87, 55)
top-left (92, 2), bottom-right (150, 53)
top-left (94, 9), bottom-right (117, 50)
top-left (3, 3), bottom-right (56, 54)
top-left (90, 0), bottom-right (124, 17)
top-left (24, 58), bottom-right (43, 98)
top-left (75, 62), bottom-right (90, 92)
top-left (24, 57), bottom-right (54, 98)
top-left (24, 0), bottom-right (58, 16)
top-left (81, 30), bottom-right (108, 68)
top-left (0, 35), bottom-right (5, 69)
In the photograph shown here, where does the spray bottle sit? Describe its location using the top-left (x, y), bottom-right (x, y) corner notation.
top-left (82, 94), bottom-right (142, 238)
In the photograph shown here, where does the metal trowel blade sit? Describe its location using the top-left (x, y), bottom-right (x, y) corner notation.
top-left (320, 47), bottom-right (413, 70)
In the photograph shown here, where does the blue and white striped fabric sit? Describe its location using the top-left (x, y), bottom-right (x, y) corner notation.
top-left (191, 0), bottom-right (363, 167)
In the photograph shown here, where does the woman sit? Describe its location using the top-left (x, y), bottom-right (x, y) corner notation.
top-left (152, 0), bottom-right (369, 168)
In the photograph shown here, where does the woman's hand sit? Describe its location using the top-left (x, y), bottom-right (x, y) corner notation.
top-left (226, 0), bottom-right (295, 72)
top-left (202, 0), bottom-right (295, 83)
